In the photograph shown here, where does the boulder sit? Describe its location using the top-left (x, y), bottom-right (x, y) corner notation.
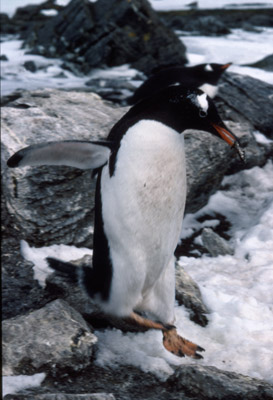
top-left (1, 89), bottom-right (126, 248)
top-left (201, 227), bottom-right (234, 257)
top-left (2, 299), bottom-right (97, 376)
top-left (1, 198), bottom-right (51, 320)
top-left (215, 72), bottom-right (273, 139)
top-left (22, 0), bottom-right (187, 76)
top-left (175, 263), bottom-right (209, 326)
top-left (167, 365), bottom-right (273, 400)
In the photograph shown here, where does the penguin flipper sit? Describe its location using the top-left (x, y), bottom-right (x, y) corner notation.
top-left (7, 140), bottom-right (112, 170)
top-left (46, 257), bottom-right (78, 282)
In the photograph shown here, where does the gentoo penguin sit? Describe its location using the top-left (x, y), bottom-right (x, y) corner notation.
top-left (128, 62), bottom-right (232, 105)
top-left (7, 86), bottom-right (245, 359)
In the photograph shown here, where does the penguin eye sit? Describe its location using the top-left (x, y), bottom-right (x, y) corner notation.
top-left (199, 109), bottom-right (207, 118)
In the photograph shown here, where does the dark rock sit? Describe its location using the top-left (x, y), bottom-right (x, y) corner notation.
top-left (10, 0), bottom-right (64, 37)
top-left (244, 54), bottom-right (273, 71)
top-left (23, 60), bottom-right (37, 73)
top-left (1, 89), bottom-right (127, 248)
top-left (1, 196), bottom-right (52, 320)
top-left (176, 15), bottom-right (231, 36)
top-left (215, 72), bottom-right (273, 139)
top-left (2, 299), bottom-right (97, 376)
top-left (1, 54), bottom-right (9, 61)
top-left (167, 365), bottom-right (273, 400)
top-left (22, 0), bottom-right (187, 76)
top-left (161, 8), bottom-right (273, 35)
top-left (175, 263), bottom-right (209, 326)
top-left (201, 227), bottom-right (234, 257)
top-left (0, 13), bottom-right (17, 34)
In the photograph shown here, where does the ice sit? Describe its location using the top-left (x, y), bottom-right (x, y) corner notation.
top-left (2, 373), bottom-right (46, 397)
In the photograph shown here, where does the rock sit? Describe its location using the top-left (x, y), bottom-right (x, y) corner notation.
top-left (201, 227), bottom-right (234, 257)
top-left (215, 72), bottom-right (273, 139)
top-left (161, 8), bottom-right (273, 34)
top-left (166, 365), bottom-right (273, 400)
top-left (22, 0), bottom-right (187, 75)
top-left (1, 89), bottom-right (127, 248)
top-left (0, 13), bottom-right (18, 34)
top-left (2, 299), bottom-right (97, 376)
top-left (244, 54), bottom-right (273, 71)
top-left (7, 0), bottom-right (64, 36)
top-left (23, 61), bottom-right (37, 73)
top-left (4, 394), bottom-right (115, 400)
top-left (0, 54), bottom-right (9, 61)
top-left (1, 197), bottom-right (52, 320)
top-left (176, 15), bottom-right (231, 36)
top-left (175, 263), bottom-right (209, 326)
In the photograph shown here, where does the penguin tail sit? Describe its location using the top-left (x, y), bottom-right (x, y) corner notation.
top-left (46, 257), bottom-right (78, 282)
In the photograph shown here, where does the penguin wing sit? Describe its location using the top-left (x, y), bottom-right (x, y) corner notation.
top-left (7, 140), bottom-right (112, 170)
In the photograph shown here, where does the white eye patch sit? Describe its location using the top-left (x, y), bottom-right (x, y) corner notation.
top-left (196, 93), bottom-right (209, 113)
top-left (205, 64), bottom-right (213, 72)
top-left (186, 92), bottom-right (209, 116)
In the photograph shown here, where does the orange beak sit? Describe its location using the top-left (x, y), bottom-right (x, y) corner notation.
top-left (212, 123), bottom-right (245, 162)
top-left (212, 123), bottom-right (236, 146)
top-left (220, 63), bottom-right (232, 70)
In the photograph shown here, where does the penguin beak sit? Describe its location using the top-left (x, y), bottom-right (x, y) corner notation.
top-left (220, 63), bottom-right (232, 70)
top-left (211, 123), bottom-right (245, 162)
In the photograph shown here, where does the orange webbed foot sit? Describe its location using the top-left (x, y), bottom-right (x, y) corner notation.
top-left (162, 327), bottom-right (205, 359)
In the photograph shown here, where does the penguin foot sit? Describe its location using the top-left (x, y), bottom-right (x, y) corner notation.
top-left (162, 328), bottom-right (204, 359)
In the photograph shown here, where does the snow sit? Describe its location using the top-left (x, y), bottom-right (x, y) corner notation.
top-left (149, 0), bottom-right (273, 11)
top-left (180, 28), bottom-right (273, 85)
top-left (2, 373), bottom-right (46, 397)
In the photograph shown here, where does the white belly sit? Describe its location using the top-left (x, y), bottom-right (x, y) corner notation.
top-left (100, 120), bottom-right (187, 321)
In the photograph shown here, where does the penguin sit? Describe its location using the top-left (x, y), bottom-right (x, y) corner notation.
top-left (7, 86), bottom-right (245, 359)
top-left (128, 62), bottom-right (232, 105)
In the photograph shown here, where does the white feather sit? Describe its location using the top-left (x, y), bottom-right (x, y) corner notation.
top-left (99, 120), bottom-right (187, 323)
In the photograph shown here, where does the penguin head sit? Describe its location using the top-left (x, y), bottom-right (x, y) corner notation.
top-left (195, 62), bottom-right (232, 84)
top-left (186, 62), bottom-right (231, 85)
top-left (124, 85), bottom-right (245, 161)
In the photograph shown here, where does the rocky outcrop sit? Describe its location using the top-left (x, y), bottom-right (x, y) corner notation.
top-left (22, 0), bottom-right (187, 76)
top-left (216, 72), bottom-right (273, 139)
top-left (1, 90), bottom-right (126, 248)
top-left (161, 8), bottom-right (273, 34)
top-left (2, 299), bottom-right (97, 376)
top-left (244, 54), bottom-right (273, 71)
top-left (167, 365), bottom-right (273, 399)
